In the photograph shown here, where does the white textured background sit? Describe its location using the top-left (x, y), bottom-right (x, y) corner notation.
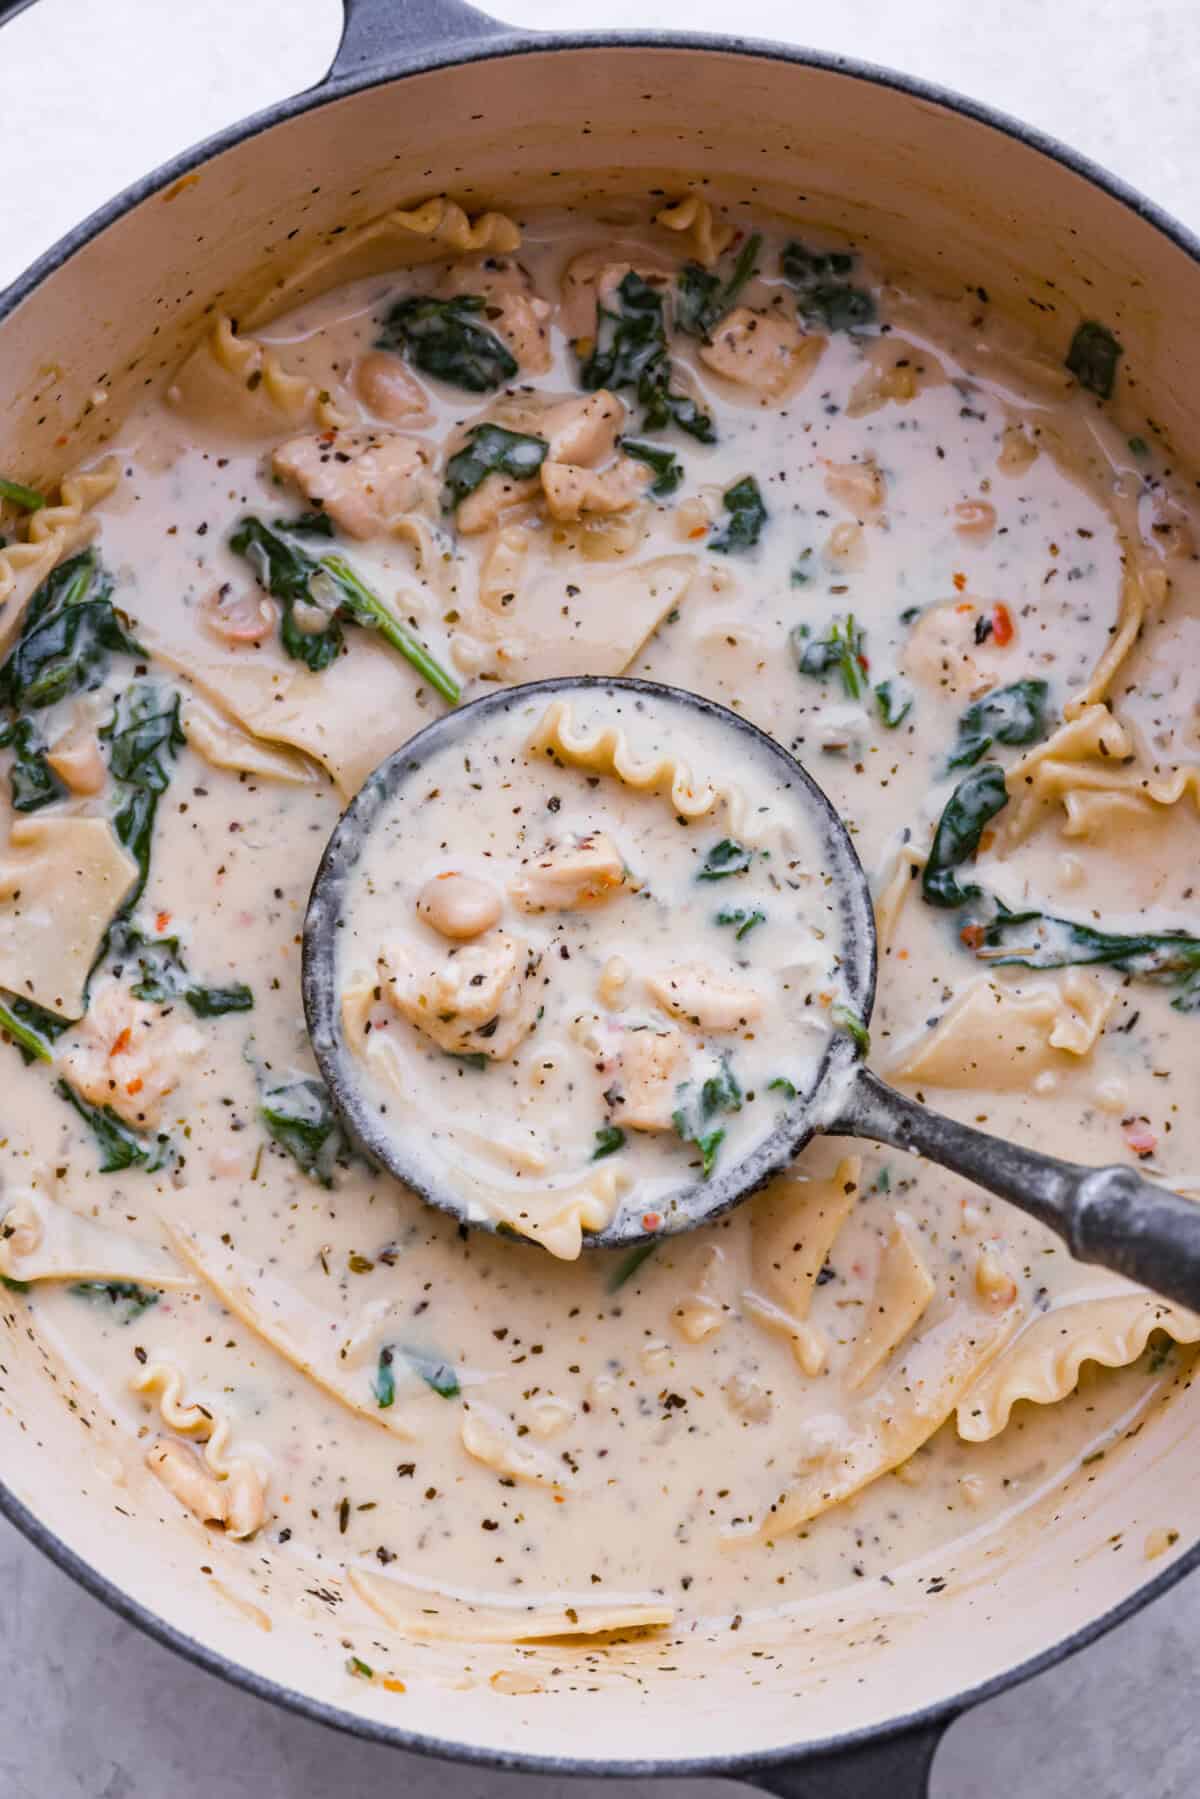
top-left (1, 2), bottom-right (1198, 1794)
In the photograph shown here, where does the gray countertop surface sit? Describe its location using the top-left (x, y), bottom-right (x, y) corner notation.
top-left (1, 1), bottom-right (1198, 1793)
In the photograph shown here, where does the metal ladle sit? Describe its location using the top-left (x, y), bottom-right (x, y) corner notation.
top-left (303, 676), bottom-right (1200, 1310)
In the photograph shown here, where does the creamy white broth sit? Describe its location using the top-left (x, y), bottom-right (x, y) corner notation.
top-left (334, 685), bottom-right (849, 1251)
top-left (1, 195), bottom-right (1198, 1658)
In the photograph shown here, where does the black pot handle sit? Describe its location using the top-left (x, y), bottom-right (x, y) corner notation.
top-left (327, 0), bottom-right (512, 83)
top-left (737, 1716), bottom-right (950, 1799)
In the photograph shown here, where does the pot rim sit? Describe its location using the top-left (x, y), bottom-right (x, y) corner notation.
top-left (2, 20), bottom-right (1199, 1778)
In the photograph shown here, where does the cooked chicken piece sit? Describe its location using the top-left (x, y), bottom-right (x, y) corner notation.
top-left (646, 964), bottom-right (764, 1033)
top-left (356, 350), bottom-right (432, 425)
top-left (272, 428), bottom-right (433, 539)
top-left (382, 929), bottom-right (539, 1059)
top-left (511, 834), bottom-right (627, 912)
top-left (902, 598), bottom-right (993, 699)
top-left (560, 244), bottom-right (677, 340)
top-left (699, 306), bottom-right (819, 398)
top-left (456, 469), bottom-right (542, 535)
top-left (823, 456), bottom-right (886, 518)
top-left (58, 980), bottom-right (203, 1129)
top-left (616, 1026), bottom-right (688, 1132)
top-left (416, 872), bottom-right (504, 941)
top-left (441, 259), bottom-right (552, 374)
top-left (541, 390), bottom-right (626, 466)
top-left (540, 456), bottom-right (652, 522)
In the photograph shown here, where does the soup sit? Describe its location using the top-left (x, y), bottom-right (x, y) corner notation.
top-left (0, 191), bottom-right (1196, 1664)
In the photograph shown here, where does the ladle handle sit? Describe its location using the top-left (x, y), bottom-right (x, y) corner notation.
top-left (833, 1068), bottom-right (1200, 1313)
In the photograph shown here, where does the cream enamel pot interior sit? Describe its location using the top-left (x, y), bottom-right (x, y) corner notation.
top-left (2, 3), bottom-right (1200, 1792)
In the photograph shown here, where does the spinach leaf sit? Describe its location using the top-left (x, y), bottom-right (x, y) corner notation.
top-left (372, 1348), bottom-right (396, 1409)
top-left (0, 551), bottom-right (141, 713)
top-left (592, 1124), bottom-right (627, 1159)
top-left (922, 764), bottom-right (1009, 908)
top-left (605, 1240), bottom-right (658, 1293)
top-left (673, 1054), bottom-right (742, 1178)
top-left (781, 241), bottom-right (876, 332)
top-left (374, 1343), bottom-right (460, 1406)
top-left (715, 905), bottom-right (765, 940)
top-left (184, 984), bottom-right (254, 1018)
top-left (874, 676), bottom-right (914, 730)
top-left (675, 232), bottom-right (762, 338)
top-left (968, 901), bottom-right (1200, 1011)
top-left (102, 683), bottom-right (185, 920)
top-left (109, 922), bottom-right (252, 1016)
top-left (831, 1003), bottom-right (870, 1057)
top-left (377, 293), bottom-right (518, 392)
top-left (710, 475), bottom-right (767, 554)
top-left (579, 271), bottom-right (715, 442)
top-left (947, 678), bottom-right (1050, 770)
top-left (767, 1076), bottom-right (798, 1099)
top-left (619, 438), bottom-right (683, 496)
top-left (792, 613), bottom-right (868, 702)
top-left (0, 477), bottom-right (45, 511)
top-left (56, 1078), bottom-right (170, 1174)
top-left (3, 716), bottom-right (65, 812)
top-left (1066, 321), bottom-right (1122, 400)
top-left (230, 517), bottom-right (460, 702)
top-left (0, 992), bottom-right (71, 1064)
top-left (443, 424), bottom-right (548, 509)
top-left (697, 838), bottom-right (752, 881)
top-left (260, 1074), bottom-right (348, 1188)
top-left (229, 516), bottom-right (343, 672)
top-left (69, 1280), bottom-right (159, 1324)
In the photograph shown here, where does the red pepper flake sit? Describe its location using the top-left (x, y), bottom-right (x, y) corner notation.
top-left (991, 602), bottom-right (1014, 646)
top-left (155, 911), bottom-right (171, 933)
top-left (642, 1211), bottom-right (662, 1232)
top-left (952, 571), bottom-right (967, 592)
top-left (125, 1077), bottom-right (144, 1096)
top-left (959, 924), bottom-right (985, 951)
top-left (110, 1028), bottom-right (133, 1057)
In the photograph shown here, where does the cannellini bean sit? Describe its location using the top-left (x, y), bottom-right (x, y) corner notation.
top-left (356, 350), bottom-right (431, 424)
top-left (416, 871), bottom-right (503, 940)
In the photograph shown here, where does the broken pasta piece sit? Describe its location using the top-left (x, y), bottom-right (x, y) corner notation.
top-left (956, 1293), bottom-right (1200, 1442)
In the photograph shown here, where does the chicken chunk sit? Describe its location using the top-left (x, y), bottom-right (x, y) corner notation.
top-left (272, 428), bottom-right (433, 539)
top-left (510, 834), bottom-right (628, 912)
top-left (560, 245), bottom-right (678, 340)
top-left (456, 469), bottom-right (542, 535)
top-left (58, 980), bottom-right (203, 1129)
top-left (615, 1026), bottom-right (688, 1132)
top-left (541, 390), bottom-right (626, 467)
top-left (699, 306), bottom-right (819, 398)
top-left (646, 964), bottom-right (764, 1033)
top-left (823, 456), bottom-right (886, 519)
top-left (441, 259), bottom-right (552, 374)
top-left (540, 457), bottom-right (651, 522)
top-left (382, 929), bottom-right (540, 1059)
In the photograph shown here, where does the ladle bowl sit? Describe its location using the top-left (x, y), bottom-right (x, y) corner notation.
top-left (303, 676), bottom-right (1200, 1309)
